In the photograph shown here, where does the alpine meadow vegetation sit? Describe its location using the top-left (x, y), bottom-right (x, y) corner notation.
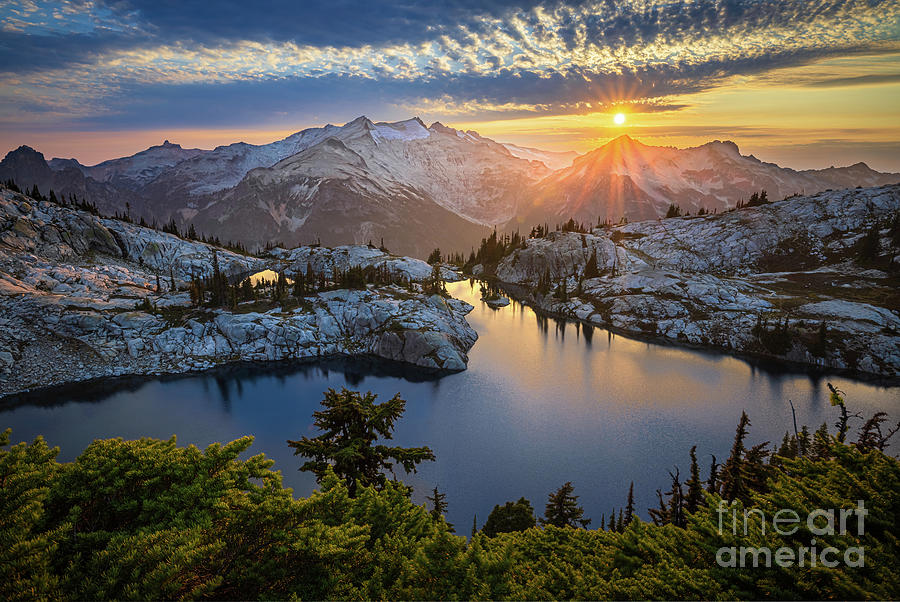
top-left (1, 389), bottom-right (899, 600)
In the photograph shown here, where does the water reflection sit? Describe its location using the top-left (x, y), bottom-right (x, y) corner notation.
top-left (1, 279), bottom-right (897, 532)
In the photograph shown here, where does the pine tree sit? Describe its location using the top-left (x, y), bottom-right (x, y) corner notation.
top-left (423, 264), bottom-right (447, 296)
top-left (707, 455), bottom-right (719, 494)
top-left (648, 490), bottom-right (668, 526)
top-left (287, 388), bottom-right (435, 497)
top-left (775, 432), bottom-right (798, 462)
top-left (811, 422), bottom-right (832, 459)
top-left (540, 482), bottom-right (590, 528)
top-left (798, 425), bottom-right (811, 457)
top-left (482, 498), bottom-right (536, 537)
top-left (273, 272), bottom-right (288, 302)
top-left (685, 446), bottom-right (704, 513)
top-left (742, 442), bottom-right (772, 495)
top-left (857, 224), bottom-right (881, 263)
top-left (623, 481), bottom-right (635, 527)
top-left (241, 278), bottom-right (254, 302)
top-left (665, 468), bottom-right (685, 528)
top-left (426, 486), bottom-right (448, 521)
top-left (536, 267), bottom-right (552, 296)
top-left (720, 411), bottom-right (751, 502)
top-left (828, 382), bottom-right (852, 442)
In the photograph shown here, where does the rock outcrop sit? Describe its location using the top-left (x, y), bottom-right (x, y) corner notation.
top-left (495, 185), bottom-right (900, 378)
top-left (0, 188), bottom-right (477, 397)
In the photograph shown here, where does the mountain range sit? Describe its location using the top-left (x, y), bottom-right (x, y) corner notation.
top-left (2, 116), bottom-right (898, 257)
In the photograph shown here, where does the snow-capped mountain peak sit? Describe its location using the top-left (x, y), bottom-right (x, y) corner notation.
top-left (5, 121), bottom-right (897, 261)
top-left (371, 117), bottom-right (431, 143)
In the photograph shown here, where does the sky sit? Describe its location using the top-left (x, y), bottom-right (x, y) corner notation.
top-left (1, 0), bottom-right (899, 170)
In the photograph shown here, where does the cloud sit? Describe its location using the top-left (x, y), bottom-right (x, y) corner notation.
top-left (0, 0), bottom-right (898, 130)
top-left (804, 73), bottom-right (900, 87)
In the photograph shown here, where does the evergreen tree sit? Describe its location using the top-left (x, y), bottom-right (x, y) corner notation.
top-left (811, 422), bottom-right (832, 459)
top-left (685, 446), bottom-right (704, 513)
top-left (287, 388), bottom-right (435, 497)
top-left (857, 223), bottom-right (882, 263)
top-left (798, 425), bottom-right (811, 457)
top-left (665, 468), bottom-right (685, 528)
top-left (423, 264), bottom-right (447, 296)
top-left (206, 251), bottom-right (229, 307)
top-left (536, 268), bottom-right (552, 296)
top-left (623, 481), bottom-right (635, 527)
top-left (427, 248), bottom-right (442, 265)
top-left (4, 416), bottom-right (900, 600)
top-left (742, 441), bottom-right (772, 495)
top-left (720, 411), bottom-right (751, 502)
top-left (648, 490), bottom-right (668, 526)
top-left (775, 432), bottom-right (798, 462)
top-left (426, 486), bottom-right (448, 521)
top-left (828, 382), bottom-right (853, 442)
top-left (482, 498), bottom-right (536, 537)
top-left (856, 412), bottom-right (900, 452)
top-left (273, 272), bottom-right (288, 302)
top-left (292, 271), bottom-right (305, 297)
top-left (540, 482), bottom-right (590, 528)
top-left (665, 203), bottom-right (682, 218)
top-left (706, 455), bottom-right (719, 494)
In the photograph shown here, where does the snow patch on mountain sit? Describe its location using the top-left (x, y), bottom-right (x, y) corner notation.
top-left (501, 143), bottom-right (579, 170)
top-left (372, 117), bottom-right (431, 143)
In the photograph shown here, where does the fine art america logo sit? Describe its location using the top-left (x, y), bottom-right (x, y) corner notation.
top-left (716, 500), bottom-right (867, 568)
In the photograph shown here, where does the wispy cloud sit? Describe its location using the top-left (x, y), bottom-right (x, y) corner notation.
top-left (1, 0), bottom-right (898, 128)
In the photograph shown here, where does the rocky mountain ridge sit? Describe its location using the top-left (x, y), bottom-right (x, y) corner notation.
top-left (2, 119), bottom-right (898, 258)
top-left (520, 135), bottom-right (900, 226)
top-left (0, 187), bottom-right (477, 398)
top-left (493, 184), bottom-right (900, 378)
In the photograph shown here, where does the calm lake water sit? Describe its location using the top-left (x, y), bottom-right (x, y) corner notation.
top-left (2, 280), bottom-right (898, 530)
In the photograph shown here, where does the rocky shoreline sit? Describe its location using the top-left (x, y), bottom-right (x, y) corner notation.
top-left (0, 188), bottom-right (477, 399)
top-left (491, 281), bottom-right (899, 385)
top-left (486, 185), bottom-right (900, 379)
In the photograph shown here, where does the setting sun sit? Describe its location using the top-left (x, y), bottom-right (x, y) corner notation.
top-left (614, 112), bottom-right (626, 125)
